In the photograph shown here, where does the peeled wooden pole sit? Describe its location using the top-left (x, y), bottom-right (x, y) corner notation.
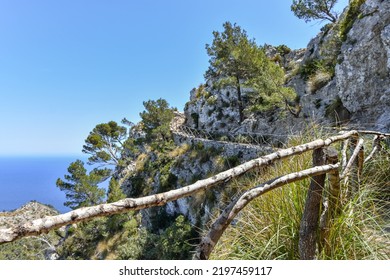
top-left (364, 135), bottom-right (381, 164)
top-left (319, 147), bottom-right (340, 255)
top-left (341, 137), bottom-right (364, 195)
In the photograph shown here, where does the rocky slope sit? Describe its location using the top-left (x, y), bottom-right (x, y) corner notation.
top-left (0, 201), bottom-right (62, 260)
top-left (184, 0), bottom-right (390, 137)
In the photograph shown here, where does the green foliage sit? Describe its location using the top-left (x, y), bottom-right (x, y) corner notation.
top-left (155, 215), bottom-right (198, 259)
top-left (205, 22), bottom-right (296, 119)
top-left (291, 0), bottom-right (339, 23)
top-left (247, 63), bottom-right (297, 113)
top-left (139, 98), bottom-right (175, 149)
top-left (206, 95), bottom-right (218, 105)
top-left (140, 215), bottom-right (199, 260)
top-left (191, 112), bottom-right (199, 128)
top-left (82, 121), bottom-right (128, 166)
top-left (128, 176), bottom-right (147, 197)
top-left (56, 160), bottom-right (109, 209)
top-left (160, 167), bottom-right (178, 192)
top-left (194, 84), bottom-right (210, 99)
top-left (300, 58), bottom-right (332, 80)
top-left (115, 217), bottom-right (149, 259)
top-left (339, 0), bottom-right (366, 41)
top-left (276, 44), bottom-right (292, 56)
top-left (0, 234), bottom-right (59, 260)
top-left (106, 178), bottom-right (130, 232)
top-left (107, 177), bottom-right (126, 203)
top-left (58, 218), bottom-right (109, 259)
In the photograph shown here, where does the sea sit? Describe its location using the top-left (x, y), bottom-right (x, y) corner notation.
top-left (0, 156), bottom-right (93, 213)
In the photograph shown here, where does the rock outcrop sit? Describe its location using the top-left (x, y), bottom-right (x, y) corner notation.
top-left (336, 0), bottom-right (390, 131)
top-left (184, 0), bottom-right (389, 136)
top-left (0, 201), bottom-right (61, 260)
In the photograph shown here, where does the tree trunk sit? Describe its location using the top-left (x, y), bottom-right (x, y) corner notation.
top-left (299, 148), bottom-right (326, 259)
top-left (235, 75), bottom-right (244, 123)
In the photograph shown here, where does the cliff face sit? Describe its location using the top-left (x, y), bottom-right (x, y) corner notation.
top-left (185, 0), bottom-right (390, 135)
top-left (336, 0), bottom-right (390, 130)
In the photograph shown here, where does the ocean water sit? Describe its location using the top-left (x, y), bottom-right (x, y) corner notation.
top-left (0, 156), bottom-right (84, 213)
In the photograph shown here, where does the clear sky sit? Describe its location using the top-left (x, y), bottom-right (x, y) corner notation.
top-left (0, 0), bottom-right (349, 156)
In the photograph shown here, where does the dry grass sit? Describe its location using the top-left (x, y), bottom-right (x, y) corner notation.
top-left (210, 131), bottom-right (390, 260)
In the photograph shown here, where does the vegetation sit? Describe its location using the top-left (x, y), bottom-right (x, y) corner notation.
top-left (338, 0), bottom-right (366, 41)
top-left (82, 121), bottom-right (128, 166)
top-left (298, 0), bottom-right (367, 94)
top-left (307, 70), bottom-right (333, 93)
top-left (205, 22), bottom-right (296, 120)
top-left (139, 98), bottom-right (175, 150)
top-left (291, 0), bottom-right (339, 23)
top-left (56, 160), bottom-right (110, 209)
top-left (210, 130), bottom-right (390, 260)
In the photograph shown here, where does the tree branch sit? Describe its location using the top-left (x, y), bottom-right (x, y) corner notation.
top-left (340, 138), bottom-right (364, 180)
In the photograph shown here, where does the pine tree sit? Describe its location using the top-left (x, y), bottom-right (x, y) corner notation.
top-left (139, 98), bottom-right (175, 149)
top-left (82, 121), bottom-right (128, 166)
top-left (291, 0), bottom-right (339, 23)
top-left (206, 22), bottom-right (296, 119)
top-left (56, 160), bottom-right (110, 209)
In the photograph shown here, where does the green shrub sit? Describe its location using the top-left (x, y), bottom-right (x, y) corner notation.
top-left (300, 59), bottom-right (330, 80)
top-left (307, 70), bottom-right (333, 93)
top-left (224, 155), bottom-right (240, 168)
top-left (191, 113), bottom-right (199, 128)
top-left (206, 95), bottom-right (218, 105)
top-left (339, 0), bottom-right (366, 42)
top-left (276, 44), bottom-right (291, 56)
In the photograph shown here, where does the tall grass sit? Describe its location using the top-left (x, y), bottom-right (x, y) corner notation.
top-left (210, 130), bottom-right (390, 260)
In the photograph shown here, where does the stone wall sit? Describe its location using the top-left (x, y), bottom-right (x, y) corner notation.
top-left (172, 131), bottom-right (272, 161)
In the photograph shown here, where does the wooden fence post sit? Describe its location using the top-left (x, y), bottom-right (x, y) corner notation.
top-left (299, 148), bottom-right (327, 259)
top-left (345, 136), bottom-right (364, 196)
top-left (319, 146), bottom-right (340, 255)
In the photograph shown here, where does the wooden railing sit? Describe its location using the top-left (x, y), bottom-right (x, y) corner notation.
top-left (0, 130), bottom-right (389, 260)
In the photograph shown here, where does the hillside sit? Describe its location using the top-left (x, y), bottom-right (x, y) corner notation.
top-left (0, 201), bottom-right (62, 260)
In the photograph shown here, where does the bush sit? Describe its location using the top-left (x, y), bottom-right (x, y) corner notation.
top-left (224, 155), bottom-right (240, 168)
top-left (191, 113), bottom-right (199, 128)
top-left (306, 70), bottom-right (333, 93)
top-left (276, 44), bottom-right (291, 56)
top-left (206, 95), bottom-right (218, 105)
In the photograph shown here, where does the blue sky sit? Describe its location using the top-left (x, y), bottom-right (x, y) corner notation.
top-left (0, 0), bottom-right (348, 156)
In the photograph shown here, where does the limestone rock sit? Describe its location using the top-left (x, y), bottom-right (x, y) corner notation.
top-left (335, 0), bottom-right (390, 131)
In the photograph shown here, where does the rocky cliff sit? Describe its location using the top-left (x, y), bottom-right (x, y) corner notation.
top-left (184, 0), bottom-right (390, 136)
